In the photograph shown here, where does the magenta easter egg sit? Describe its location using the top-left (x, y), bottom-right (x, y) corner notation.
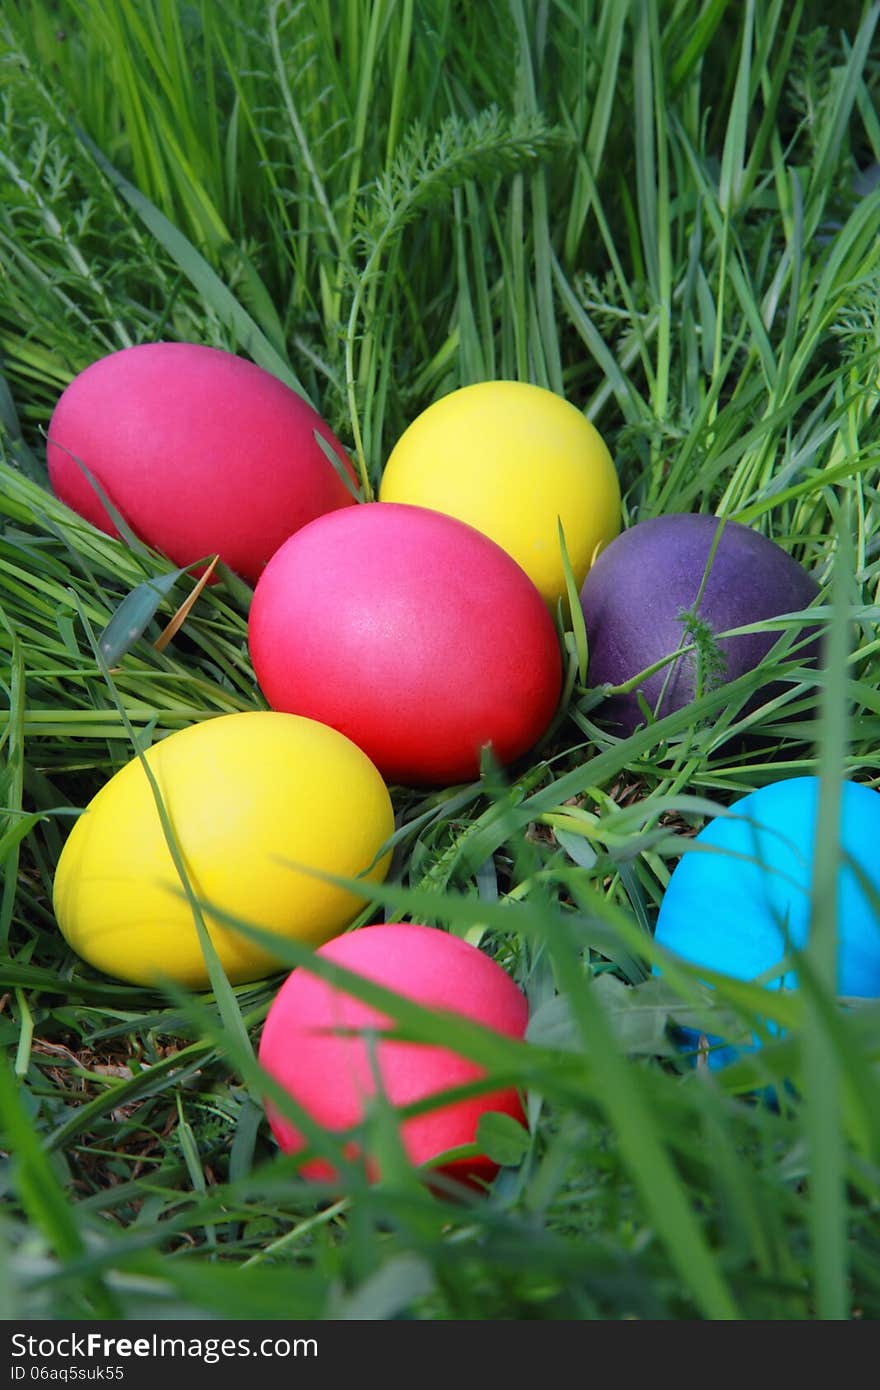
top-left (579, 513), bottom-right (820, 735)
top-left (248, 502), bottom-right (562, 785)
top-left (258, 923), bottom-right (529, 1184)
top-left (47, 342), bottom-right (355, 583)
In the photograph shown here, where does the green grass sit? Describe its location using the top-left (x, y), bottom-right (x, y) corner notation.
top-left (1, 0), bottom-right (880, 1320)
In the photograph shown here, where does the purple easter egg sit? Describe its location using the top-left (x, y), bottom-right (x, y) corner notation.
top-left (579, 514), bottom-right (820, 735)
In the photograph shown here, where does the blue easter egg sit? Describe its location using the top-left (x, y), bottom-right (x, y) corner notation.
top-left (656, 776), bottom-right (880, 1024)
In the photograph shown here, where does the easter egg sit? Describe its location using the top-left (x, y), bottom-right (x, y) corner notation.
top-left (53, 712), bottom-right (394, 988)
top-left (656, 775), bottom-right (880, 996)
top-left (248, 502), bottom-right (562, 785)
top-left (46, 342), bottom-right (355, 583)
top-left (379, 381), bottom-right (620, 607)
top-left (258, 923), bottom-right (529, 1184)
top-left (579, 514), bottom-right (820, 734)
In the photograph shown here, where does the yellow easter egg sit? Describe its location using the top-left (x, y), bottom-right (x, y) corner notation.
top-left (379, 381), bottom-right (621, 606)
top-left (53, 711), bottom-right (394, 988)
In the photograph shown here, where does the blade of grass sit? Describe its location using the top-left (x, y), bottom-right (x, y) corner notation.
top-left (75, 127), bottom-right (311, 402)
top-left (0, 632), bottom-right (25, 944)
top-left (0, 1052), bottom-right (121, 1316)
top-left (802, 507), bottom-right (854, 1320)
top-left (71, 598), bottom-right (256, 1072)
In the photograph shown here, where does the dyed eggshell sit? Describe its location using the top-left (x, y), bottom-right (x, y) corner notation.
top-left (47, 342), bottom-right (355, 583)
top-left (379, 380), bottom-right (621, 607)
top-left (258, 923), bottom-right (529, 1184)
top-left (53, 712), bottom-right (394, 988)
top-left (248, 502), bottom-right (562, 785)
top-left (579, 514), bottom-right (820, 734)
top-left (656, 775), bottom-right (880, 996)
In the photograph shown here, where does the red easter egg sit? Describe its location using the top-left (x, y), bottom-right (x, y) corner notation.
top-left (248, 502), bottom-right (562, 785)
top-left (258, 923), bottom-right (529, 1185)
top-left (46, 342), bottom-right (355, 583)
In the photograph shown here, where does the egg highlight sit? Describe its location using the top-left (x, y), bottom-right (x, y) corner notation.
top-left (579, 513), bottom-right (820, 734)
top-left (656, 776), bottom-right (880, 995)
top-left (258, 923), bottom-right (529, 1185)
top-left (47, 342), bottom-right (355, 583)
top-left (53, 712), bottom-right (394, 988)
top-left (248, 502), bottom-right (562, 785)
top-left (379, 380), bottom-right (620, 607)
